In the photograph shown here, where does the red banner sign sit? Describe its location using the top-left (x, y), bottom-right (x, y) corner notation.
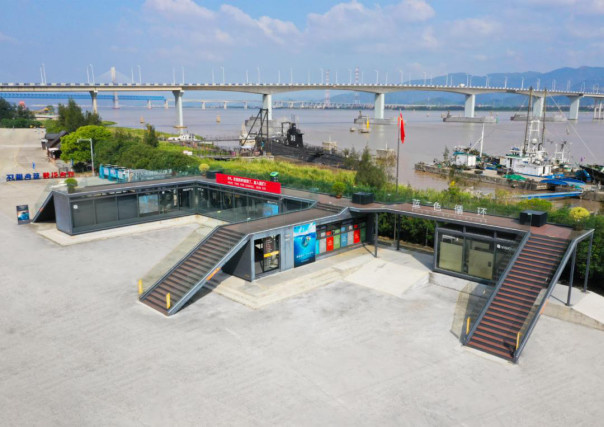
top-left (215, 173), bottom-right (281, 194)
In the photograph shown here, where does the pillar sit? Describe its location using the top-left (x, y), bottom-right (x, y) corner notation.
top-left (147, 99), bottom-right (152, 110)
top-left (173, 90), bottom-right (184, 134)
top-left (262, 94), bottom-right (272, 120)
top-left (223, 101), bottom-right (227, 110)
top-left (112, 92), bottom-right (119, 110)
top-left (164, 99), bottom-right (169, 109)
top-left (89, 91), bottom-right (98, 114)
top-left (568, 96), bottom-right (581, 120)
top-left (244, 101), bottom-right (248, 110)
top-left (464, 94), bottom-right (475, 118)
top-left (583, 234), bottom-right (593, 293)
top-left (374, 213), bottom-right (378, 258)
top-left (374, 93), bottom-right (385, 119)
top-left (566, 247), bottom-right (577, 306)
top-left (532, 96), bottom-right (544, 119)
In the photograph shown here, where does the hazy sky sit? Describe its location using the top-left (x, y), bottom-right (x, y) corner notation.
top-left (1, 0), bottom-right (603, 83)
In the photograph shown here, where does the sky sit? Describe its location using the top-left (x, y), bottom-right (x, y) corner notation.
top-left (0, 0), bottom-right (603, 84)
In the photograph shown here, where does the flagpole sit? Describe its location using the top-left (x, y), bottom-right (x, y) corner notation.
top-left (396, 115), bottom-right (400, 195)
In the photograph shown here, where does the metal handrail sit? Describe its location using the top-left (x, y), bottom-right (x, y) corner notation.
top-left (139, 225), bottom-right (226, 300)
top-left (513, 230), bottom-right (594, 361)
top-left (463, 230), bottom-right (532, 344)
top-left (167, 234), bottom-right (251, 314)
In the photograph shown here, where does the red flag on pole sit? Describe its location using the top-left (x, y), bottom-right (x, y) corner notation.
top-left (398, 113), bottom-right (406, 144)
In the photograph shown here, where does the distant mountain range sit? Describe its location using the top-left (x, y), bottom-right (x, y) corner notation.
top-left (323, 66), bottom-right (604, 107)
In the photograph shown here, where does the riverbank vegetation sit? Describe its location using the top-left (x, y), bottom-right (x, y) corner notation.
top-left (0, 98), bottom-right (42, 128)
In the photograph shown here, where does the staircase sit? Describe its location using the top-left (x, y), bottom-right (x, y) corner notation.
top-left (466, 234), bottom-right (569, 361)
top-left (140, 227), bottom-right (246, 315)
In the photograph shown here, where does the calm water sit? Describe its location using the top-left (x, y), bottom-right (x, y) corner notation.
top-left (97, 106), bottom-right (604, 193)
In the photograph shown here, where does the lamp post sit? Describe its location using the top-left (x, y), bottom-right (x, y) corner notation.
top-left (78, 138), bottom-right (94, 177)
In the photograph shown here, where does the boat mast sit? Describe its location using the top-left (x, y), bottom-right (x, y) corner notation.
top-left (541, 88), bottom-right (547, 149)
top-left (523, 87), bottom-right (533, 156)
top-left (479, 123), bottom-right (484, 158)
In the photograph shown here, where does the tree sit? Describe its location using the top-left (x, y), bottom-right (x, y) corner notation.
top-left (60, 125), bottom-right (112, 164)
top-left (143, 124), bottom-right (159, 147)
top-left (443, 146), bottom-right (450, 165)
top-left (57, 99), bottom-right (86, 132)
top-left (354, 147), bottom-right (387, 189)
top-left (0, 98), bottom-right (16, 120)
top-left (56, 99), bottom-right (102, 132)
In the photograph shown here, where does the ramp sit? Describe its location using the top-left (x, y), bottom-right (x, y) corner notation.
top-left (139, 227), bottom-right (247, 315)
top-left (465, 234), bottom-right (569, 361)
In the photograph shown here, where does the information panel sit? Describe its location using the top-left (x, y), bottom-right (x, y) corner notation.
top-left (216, 173), bottom-right (281, 194)
top-left (293, 222), bottom-right (316, 267)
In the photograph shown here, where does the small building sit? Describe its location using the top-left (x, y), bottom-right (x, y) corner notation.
top-left (453, 150), bottom-right (477, 168)
top-left (41, 130), bottom-right (67, 160)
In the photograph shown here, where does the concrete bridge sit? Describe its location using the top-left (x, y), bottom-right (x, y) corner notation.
top-left (2, 82), bottom-right (603, 132)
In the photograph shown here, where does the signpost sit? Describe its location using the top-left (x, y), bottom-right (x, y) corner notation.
top-left (16, 205), bottom-right (30, 224)
top-left (215, 173), bottom-right (281, 194)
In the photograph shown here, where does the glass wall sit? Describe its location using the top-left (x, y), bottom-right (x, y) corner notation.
top-left (67, 181), bottom-right (313, 234)
top-left (436, 226), bottom-right (521, 283)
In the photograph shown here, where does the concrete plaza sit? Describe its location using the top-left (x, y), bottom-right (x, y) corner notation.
top-left (1, 129), bottom-right (604, 426)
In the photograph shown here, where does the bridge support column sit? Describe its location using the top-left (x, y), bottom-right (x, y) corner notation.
top-left (112, 92), bottom-right (119, 110)
top-left (147, 99), bottom-right (152, 110)
top-left (464, 94), bottom-right (475, 118)
top-left (262, 94), bottom-right (272, 120)
top-left (173, 90), bottom-right (184, 134)
top-left (89, 91), bottom-right (98, 114)
top-left (596, 101), bottom-right (604, 120)
top-left (374, 93), bottom-right (385, 120)
top-left (532, 96), bottom-right (544, 118)
top-left (568, 96), bottom-right (580, 120)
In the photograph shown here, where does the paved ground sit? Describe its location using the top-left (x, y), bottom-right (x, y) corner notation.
top-left (2, 130), bottom-right (604, 426)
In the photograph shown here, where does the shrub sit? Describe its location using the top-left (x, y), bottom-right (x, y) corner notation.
top-left (198, 163), bottom-right (210, 175)
top-left (332, 181), bottom-right (346, 197)
top-left (64, 178), bottom-right (78, 187)
top-left (569, 207), bottom-right (590, 223)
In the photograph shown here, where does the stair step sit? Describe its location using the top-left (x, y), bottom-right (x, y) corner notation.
top-left (475, 324), bottom-right (518, 341)
top-left (141, 298), bottom-right (168, 315)
top-left (483, 310), bottom-right (525, 326)
top-left (155, 283), bottom-right (187, 298)
top-left (520, 248), bottom-right (562, 261)
top-left (467, 338), bottom-right (514, 360)
top-left (526, 238), bottom-right (568, 249)
top-left (144, 292), bottom-right (173, 308)
top-left (480, 319), bottom-right (521, 336)
top-left (499, 287), bottom-right (539, 300)
top-left (514, 259), bottom-right (557, 271)
top-left (163, 277), bottom-right (195, 293)
top-left (507, 272), bottom-right (548, 286)
top-left (490, 303), bottom-right (530, 317)
top-left (493, 294), bottom-right (534, 308)
top-left (509, 267), bottom-right (552, 282)
top-left (168, 270), bottom-right (200, 286)
top-left (503, 278), bottom-right (545, 291)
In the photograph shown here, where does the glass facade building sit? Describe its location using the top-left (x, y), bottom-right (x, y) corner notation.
top-left (47, 179), bottom-right (313, 235)
top-left (435, 224), bottom-right (521, 283)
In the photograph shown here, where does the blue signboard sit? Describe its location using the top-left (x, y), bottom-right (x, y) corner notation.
top-left (293, 222), bottom-right (316, 267)
top-left (263, 202), bottom-right (279, 217)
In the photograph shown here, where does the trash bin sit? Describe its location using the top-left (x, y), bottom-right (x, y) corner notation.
top-left (270, 171), bottom-right (279, 182)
